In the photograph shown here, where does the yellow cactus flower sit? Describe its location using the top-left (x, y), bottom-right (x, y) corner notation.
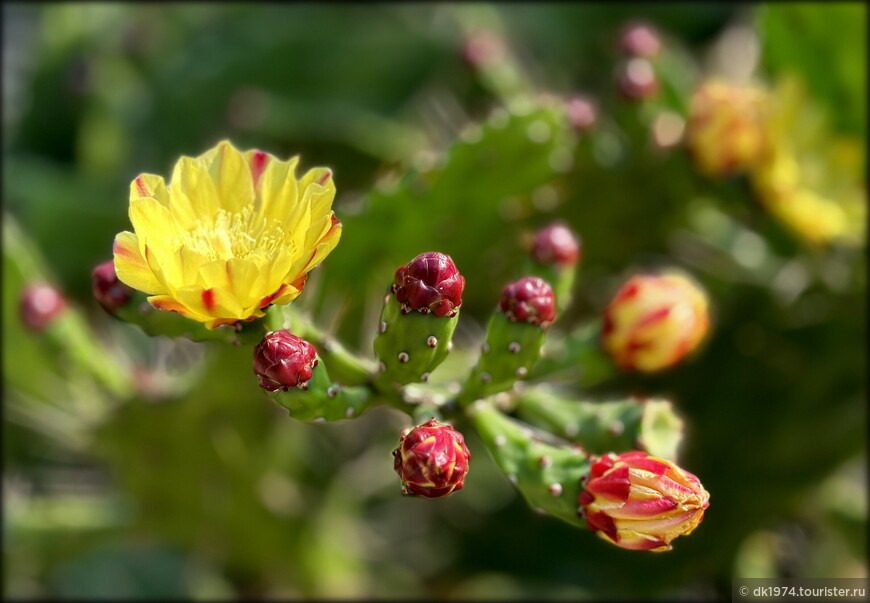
top-left (750, 76), bottom-right (866, 246)
top-left (685, 79), bottom-right (769, 178)
top-left (113, 140), bottom-right (342, 329)
top-left (602, 272), bottom-right (710, 373)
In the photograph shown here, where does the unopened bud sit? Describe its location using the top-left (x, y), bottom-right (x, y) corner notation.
top-left (253, 330), bottom-right (318, 392)
top-left (532, 223), bottom-right (581, 267)
top-left (499, 276), bottom-right (556, 327)
top-left (92, 260), bottom-right (134, 314)
top-left (619, 22), bottom-right (662, 57)
top-left (564, 96), bottom-right (598, 133)
top-left (579, 451), bottom-right (709, 551)
top-left (20, 283), bottom-right (67, 332)
top-left (686, 80), bottom-right (768, 177)
top-left (462, 32), bottom-right (505, 69)
top-left (617, 58), bottom-right (659, 100)
top-left (393, 252), bottom-right (465, 318)
top-left (602, 272), bottom-right (710, 372)
top-left (393, 418), bottom-right (471, 498)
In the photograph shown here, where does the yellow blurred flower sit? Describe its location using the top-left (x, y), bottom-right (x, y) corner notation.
top-left (113, 140), bottom-right (342, 329)
top-left (750, 76), bottom-right (866, 247)
top-left (686, 79), bottom-right (769, 178)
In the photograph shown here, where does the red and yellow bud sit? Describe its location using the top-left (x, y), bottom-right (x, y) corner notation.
top-left (602, 272), bottom-right (709, 373)
top-left (393, 418), bottom-right (471, 498)
top-left (532, 223), bottom-right (581, 267)
top-left (92, 260), bottom-right (134, 314)
top-left (253, 330), bottom-right (318, 392)
top-left (499, 276), bottom-right (556, 327)
top-left (686, 80), bottom-right (769, 177)
top-left (20, 283), bottom-right (68, 332)
top-left (393, 252), bottom-right (465, 318)
top-left (579, 451), bottom-right (709, 552)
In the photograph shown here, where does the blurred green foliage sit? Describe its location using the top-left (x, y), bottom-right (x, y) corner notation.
top-left (3, 2), bottom-right (866, 599)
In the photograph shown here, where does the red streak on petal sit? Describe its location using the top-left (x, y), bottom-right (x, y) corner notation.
top-left (250, 151), bottom-right (269, 188)
top-left (615, 282), bottom-right (639, 303)
top-left (588, 464), bottom-right (631, 501)
top-left (292, 274), bottom-right (308, 292)
top-left (202, 288), bottom-right (216, 312)
top-left (637, 306), bottom-right (671, 328)
top-left (258, 283), bottom-right (288, 309)
top-left (113, 239), bottom-right (133, 257)
top-left (316, 169), bottom-right (332, 186)
top-left (586, 510), bottom-right (618, 540)
top-left (134, 177), bottom-right (149, 197)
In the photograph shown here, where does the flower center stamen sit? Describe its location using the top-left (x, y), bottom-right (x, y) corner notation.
top-left (173, 206), bottom-right (295, 260)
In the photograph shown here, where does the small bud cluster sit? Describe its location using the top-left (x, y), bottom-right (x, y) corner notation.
top-left (20, 283), bottom-right (67, 332)
top-left (253, 330), bottom-right (318, 392)
top-left (92, 260), bottom-right (134, 314)
top-left (499, 276), bottom-right (556, 327)
top-left (393, 418), bottom-right (471, 498)
top-left (532, 223), bottom-right (581, 267)
top-left (393, 252), bottom-right (465, 317)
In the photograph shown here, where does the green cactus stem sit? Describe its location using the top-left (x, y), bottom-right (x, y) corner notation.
top-left (466, 400), bottom-right (590, 529)
top-left (514, 386), bottom-right (685, 460)
top-left (459, 312), bottom-right (548, 406)
top-left (272, 358), bottom-right (373, 422)
top-left (41, 307), bottom-right (133, 400)
top-left (530, 321), bottom-right (618, 388)
top-left (373, 294), bottom-right (459, 391)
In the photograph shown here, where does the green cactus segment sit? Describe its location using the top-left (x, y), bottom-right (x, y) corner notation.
top-left (272, 359), bottom-right (373, 422)
top-left (115, 290), bottom-right (265, 345)
top-left (467, 401), bottom-right (590, 529)
top-left (514, 388), bottom-right (685, 460)
top-left (460, 312), bottom-right (547, 405)
top-left (43, 310), bottom-right (132, 399)
top-left (373, 295), bottom-right (459, 390)
top-left (530, 321), bottom-right (617, 388)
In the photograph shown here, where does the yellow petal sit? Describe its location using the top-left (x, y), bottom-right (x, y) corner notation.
top-left (129, 174), bottom-right (170, 207)
top-left (129, 197), bottom-right (180, 246)
top-left (225, 256), bottom-right (268, 311)
top-left (168, 156), bottom-right (221, 228)
top-left (200, 140), bottom-right (255, 213)
top-left (148, 294), bottom-right (210, 322)
top-left (113, 231), bottom-right (164, 294)
top-left (258, 155), bottom-right (301, 225)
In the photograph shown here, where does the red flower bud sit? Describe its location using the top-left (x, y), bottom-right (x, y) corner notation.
top-left (579, 451), bottom-right (709, 551)
top-left (499, 276), bottom-right (556, 327)
top-left (619, 22), bottom-right (662, 57)
top-left (393, 252), bottom-right (465, 318)
top-left (92, 260), bottom-right (134, 314)
top-left (564, 95), bottom-right (598, 133)
top-left (617, 58), bottom-right (659, 100)
top-left (393, 418), bottom-right (471, 498)
top-left (462, 32), bottom-right (505, 69)
top-left (253, 330), bottom-right (318, 392)
top-left (532, 223), bottom-right (581, 267)
top-left (20, 283), bottom-right (68, 332)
